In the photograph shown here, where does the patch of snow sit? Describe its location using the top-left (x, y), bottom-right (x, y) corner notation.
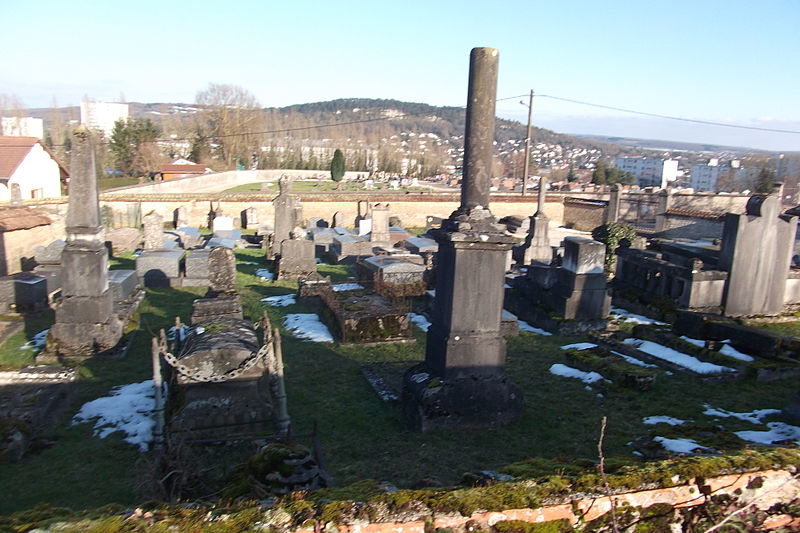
top-left (623, 338), bottom-right (734, 374)
top-left (261, 294), bottom-right (297, 307)
top-left (283, 313), bottom-right (334, 342)
top-left (549, 363), bottom-right (608, 384)
top-left (611, 350), bottom-right (658, 368)
top-left (256, 268), bottom-right (274, 280)
top-left (736, 422), bottom-right (800, 445)
top-left (680, 335), bottom-right (705, 348)
top-left (332, 283), bottom-right (364, 291)
top-left (411, 372), bottom-right (429, 383)
top-left (19, 329), bottom-right (49, 352)
top-left (611, 307), bottom-right (666, 325)
top-left (72, 381), bottom-right (156, 451)
top-left (702, 404), bottom-right (781, 425)
top-left (654, 436), bottom-right (714, 454)
top-left (240, 261), bottom-right (259, 265)
top-left (719, 343), bottom-right (754, 362)
top-left (194, 326), bottom-right (205, 334)
top-left (518, 321), bottom-right (552, 336)
top-left (560, 342), bottom-right (597, 351)
top-left (643, 416), bottom-right (686, 426)
top-left (408, 313), bottom-right (431, 332)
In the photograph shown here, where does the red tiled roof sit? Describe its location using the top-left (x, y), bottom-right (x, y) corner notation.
top-left (0, 207), bottom-right (52, 232)
top-left (0, 136), bottom-right (68, 180)
top-left (160, 164), bottom-right (206, 173)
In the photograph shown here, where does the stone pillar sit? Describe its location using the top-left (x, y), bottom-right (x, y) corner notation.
top-left (403, 48), bottom-right (522, 432)
top-left (605, 184), bottom-right (621, 224)
top-left (460, 47), bottom-right (499, 211)
top-left (369, 203), bottom-right (391, 243)
top-left (272, 177), bottom-right (299, 259)
top-left (47, 127), bottom-right (122, 358)
top-left (536, 177), bottom-right (548, 216)
top-left (654, 188), bottom-right (672, 232)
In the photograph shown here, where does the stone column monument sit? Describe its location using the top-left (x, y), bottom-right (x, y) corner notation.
top-left (402, 48), bottom-right (523, 431)
top-left (518, 176), bottom-right (552, 265)
top-left (271, 176), bottom-right (300, 259)
top-left (47, 127), bottom-right (123, 358)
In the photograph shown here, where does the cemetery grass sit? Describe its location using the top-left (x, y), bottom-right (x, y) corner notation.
top-left (1, 246), bottom-right (798, 515)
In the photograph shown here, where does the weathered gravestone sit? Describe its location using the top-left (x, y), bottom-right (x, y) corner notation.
top-left (515, 176), bottom-right (552, 265)
top-left (190, 247), bottom-right (243, 323)
top-left (271, 177), bottom-right (301, 259)
top-left (401, 48), bottom-right (522, 431)
top-left (33, 240), bottom-right (65, 266)
top-left (136, 249), bottom-right (184, 288)
top-left (182, 249), bottom-right (211, 287)
top-left (46, 126), bottom-right (123, 358)
top-left (173, 206), bottom-right (188, 229)
top-left (242, 207), bottom-right (259, 229)
top-left (332, 211), bottom-right (345, 228)
top-left (142, 211), bottom-right (165, 250)
top-left (276, 228), bottom-right (317, 280)
top-left (369, 203), bottom-right (391, 244)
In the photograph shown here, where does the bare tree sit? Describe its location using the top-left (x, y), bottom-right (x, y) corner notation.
top-left (195, 83), bottom-right (263, 168)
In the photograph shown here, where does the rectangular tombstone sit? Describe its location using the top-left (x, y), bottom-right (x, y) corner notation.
top-left (135, 249), bottom-right (184, 287)
top-left (32, 265), bottom-right (62, 296)
top-left (107, 269), bottom-right (139, 302)
top-left (212, 216), bottom-right (234, 233)
top-left (562, 237), bottom-right (605, 275)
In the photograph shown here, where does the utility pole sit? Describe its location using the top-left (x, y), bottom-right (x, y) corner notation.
top-left (521, 89), bottom-right (534, 196)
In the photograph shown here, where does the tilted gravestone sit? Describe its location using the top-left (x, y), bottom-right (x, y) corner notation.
top-left (190, 246), bottom-right (242, 323)
top-left (276, 228), bottom-right (316, 280)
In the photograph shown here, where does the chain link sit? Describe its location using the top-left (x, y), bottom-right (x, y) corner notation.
top-left (160, 340), bottom-right (273, 383)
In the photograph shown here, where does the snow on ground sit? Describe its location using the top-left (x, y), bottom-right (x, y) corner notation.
top-left (255, 268), bottom-right (274, 280)
top-left (283, 313), bottom-right (334, 342)
top-left (611, 307), bottom-right (667, 325)
top-left (643, 416), bottom-right (686, 426)
top-left (681, 336), bottom-right (754, 362)
top-left (680, 336), bottom-right (705, 348)
top-left (622, 338), bottom-right (735, 374)
top-left (736, 422), bottom-right (800, 446)
top-left (73, 381), bottom-right (156, 451)
top-left (261, 294), bottom-right (297, 307)
top-left (408, 313), bottom-right (431, 332)
top-left (719, 343), bottom-right (755, 362)
top-left (240, 261), bottom-right (259, 265)
top-left (654, 436), bottom-right (715, 454)
top-left (549, 363), bottom-right (608, 384)
top-left (702, 404), bottom-right (781, 424)
top-left (611, 350), bottom-right (658, 368)
top-left (560, 342), bottom-right (597, 351)
top-left (332, 283), bottom-right (364, 291)
top-left (518, 320), bottom-right (552, 336)
top-left (19, 329), bottom-right (49, 352)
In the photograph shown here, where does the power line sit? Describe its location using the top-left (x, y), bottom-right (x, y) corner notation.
top-left (535, 94), bottom-right (800, 135)
top-left (8, 92), bottom-right (799, 150)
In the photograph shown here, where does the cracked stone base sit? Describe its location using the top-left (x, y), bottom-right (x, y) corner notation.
top-left (401, 363), bottom-right (523, 432)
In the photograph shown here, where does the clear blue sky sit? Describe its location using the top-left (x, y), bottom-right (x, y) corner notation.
top-left (3, 0), bottom-right (799, 151)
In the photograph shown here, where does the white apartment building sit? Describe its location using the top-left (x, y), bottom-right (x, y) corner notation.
top-left (1, 117), bottom-right (44, 139)
top-left (614, 157), bottom-right (679, 188)
top-left (80, 102), bottom-right (129, 138)
top-left (690, 158), bottom-right (725, 191)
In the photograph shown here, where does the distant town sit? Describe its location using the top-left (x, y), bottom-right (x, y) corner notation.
top-left (2, 95), bottom-right (799, 202)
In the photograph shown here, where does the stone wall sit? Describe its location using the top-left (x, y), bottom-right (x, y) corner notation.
top-left (0, 220), bottom-right (66, 276)
top-left (562, 201), bottom-right (605, 231)
top-left (654, 214), bottom-right (726, 240)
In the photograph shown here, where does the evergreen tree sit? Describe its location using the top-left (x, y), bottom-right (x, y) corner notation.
top-left (109, 118), bottom-right (161, 176)
top-left (754, 167), bottom-right (776, 194)
top-left (331, 149), bottom-right (345, 181)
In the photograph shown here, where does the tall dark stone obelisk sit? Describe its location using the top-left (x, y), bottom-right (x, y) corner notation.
top-left (402, 48), bottom-right (523, 431)
top-left (47, 126), bottom-right (123, 358)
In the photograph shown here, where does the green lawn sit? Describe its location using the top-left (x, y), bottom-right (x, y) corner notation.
top-left (223, 180), bottom-right (434, 194)
top-left (1, 246), bottom-right (798, 515)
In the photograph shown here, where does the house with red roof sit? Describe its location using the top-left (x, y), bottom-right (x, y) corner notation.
top-left (0, 136), bottom-right (67, 201)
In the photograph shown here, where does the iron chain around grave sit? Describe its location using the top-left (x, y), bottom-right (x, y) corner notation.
top-left (160, 342), bottom-right (273, 383)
